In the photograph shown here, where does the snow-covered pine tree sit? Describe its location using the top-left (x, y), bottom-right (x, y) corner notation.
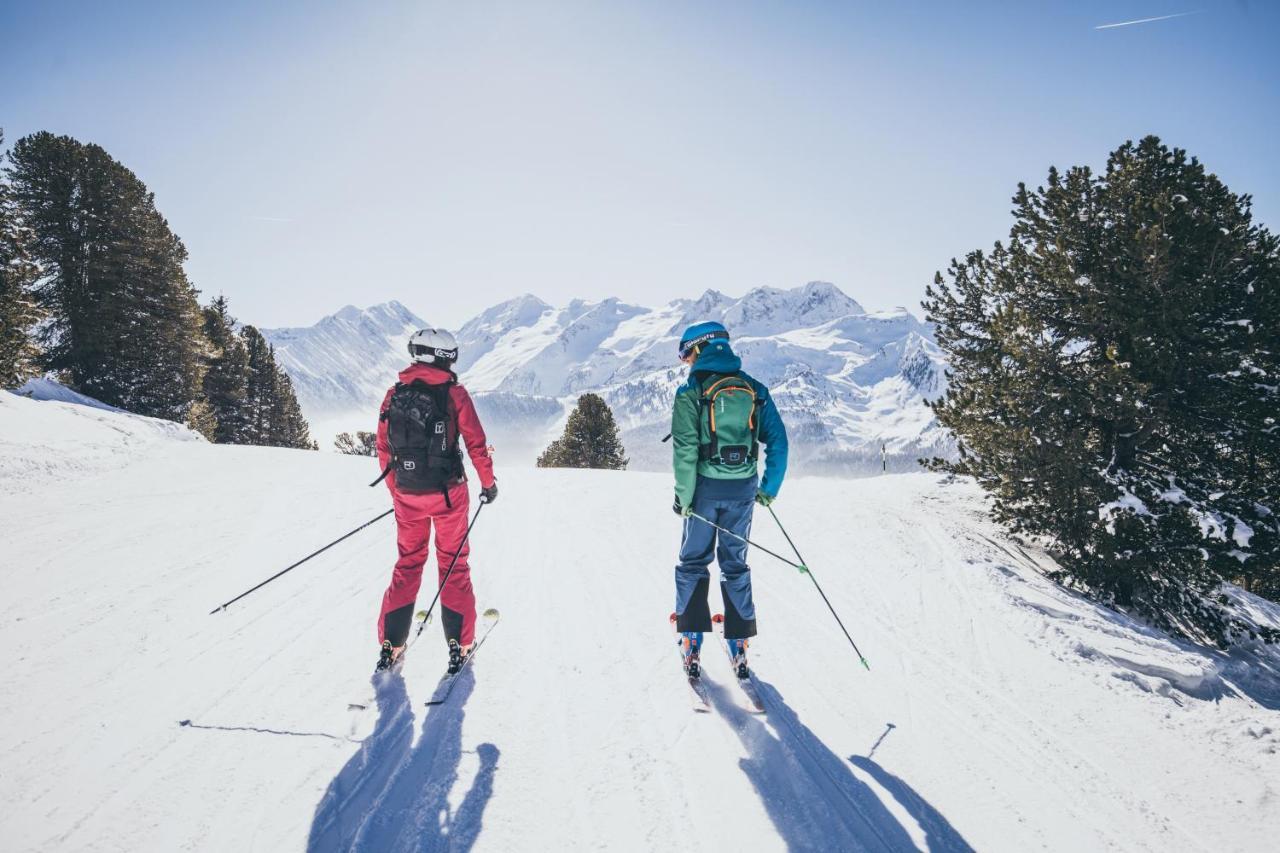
top-left (923, 136), bottom-right (1279, 645)
top-left (0, 131), bottom-right (45, 388)
top-left (269, 367), bottom-right (315, 450)
top-left (334, 431), bottom-right (377, 456)
top-left (536, 392), bottom-right (628, 470)
top-left (241, 325), bottom-right (277, 446)
top-left (200, 295), bottom-right (251, 444)
top-left (240, 324), bottom-right (314, 449)
top-left (5, 132), bottom-right (204, 420)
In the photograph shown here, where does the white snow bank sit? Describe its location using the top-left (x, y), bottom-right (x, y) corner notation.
top-left (12, 376), bottom-right (127, 411)
top-left (0, 384), bottom-right (203, 494)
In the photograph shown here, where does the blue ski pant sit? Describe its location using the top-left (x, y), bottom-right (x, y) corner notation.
top-left (674, 492), bottom-right (757, 639)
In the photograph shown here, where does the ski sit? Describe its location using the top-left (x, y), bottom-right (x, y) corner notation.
top-left (425, 608), bottom-right (500, 706)
top-left (713, 613), bottom-right (765, 713)
top-left (348, 609), bottom-right (432, 711)
top-left (670, 613), bottom-right (711, 713)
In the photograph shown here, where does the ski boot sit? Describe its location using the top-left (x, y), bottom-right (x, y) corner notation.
top-left (727, 638), bottom-right (750, 680)
top-left (447, 639), bottom-right (467, 675)
top-left (669, 613), bottom-right (703, 678)
top-left (376, 641), bottom-right (405, 673)
top-left (680, 633), bottom-right (703, 679)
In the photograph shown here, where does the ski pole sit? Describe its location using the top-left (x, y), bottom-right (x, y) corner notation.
top-left (209, 508), bottom-right (395, 614)
top-left (766, 505), bottom-right (870, 671)
top-left (417, 502), bottom-right (485, 628)
top-left (688, 511), bottom-right (808, 573)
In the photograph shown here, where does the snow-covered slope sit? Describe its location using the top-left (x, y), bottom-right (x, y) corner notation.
top-left (2, 396), bottom-right (1278, 852)
top-left (270, 284), bottom-right (951, 469)
top-left (1, 383), bottom-right (203, 492)
top-left (262, 301), bottom-right (428, 442)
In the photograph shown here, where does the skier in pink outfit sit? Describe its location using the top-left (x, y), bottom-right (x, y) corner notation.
top-left (373, 328), bottom-right (496, 674)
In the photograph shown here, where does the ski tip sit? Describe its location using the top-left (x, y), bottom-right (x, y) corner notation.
top-left (178, 719), bottom-right (192, 727)
top-left (208, 605), bottom-right (224, 615)
top-left (347, 703), bottom-right (368, 712)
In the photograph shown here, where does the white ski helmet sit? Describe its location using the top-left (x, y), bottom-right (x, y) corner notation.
top-left (407, 328), bottom-right (459, 366)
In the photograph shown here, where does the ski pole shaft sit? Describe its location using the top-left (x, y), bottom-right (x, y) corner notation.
top-left (418, 502), bottom-right (485, 627)
top-left (767, 505), bottom-right (870, 670)
top-left (209, 508), bottom-right (395, 614)
top-left (688, 512), bottom-right (808, 573)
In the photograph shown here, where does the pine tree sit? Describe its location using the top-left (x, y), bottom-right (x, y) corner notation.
top-left (923, 136), bottom-right (1280, 645)
top-left (185, 399), bottom-right (217, 441)
top-left (537, 393), bottom-right (628, 470)
top-left (334, 431), bottom-right (378, 456)
top-left (241, 325), bottom-right (276, 446)
top-left (0, 130), bottom-right (45, 388)
top-left (269, 367), bottom-right (315, 450)
top-left (200, 295), bottom-right (250, 443)
top-left (5, 132), bottom-right (204, 420)
top-left (240, 324), bottom-right (314, 449)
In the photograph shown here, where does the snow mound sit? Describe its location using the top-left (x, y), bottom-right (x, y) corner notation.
top-left (0, 383), bottom-right (203, 494)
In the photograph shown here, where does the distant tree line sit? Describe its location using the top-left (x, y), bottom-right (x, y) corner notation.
top-left (925, 136), bottom-right (1278, 645)
top-left (0, 130), bottom-right (313, 449)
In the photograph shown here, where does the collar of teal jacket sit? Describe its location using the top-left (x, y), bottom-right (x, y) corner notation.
top-left (685, 339), bottom-right (741, 385)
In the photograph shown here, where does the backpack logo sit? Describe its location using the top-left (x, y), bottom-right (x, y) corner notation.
top-left (402, 460), bottom-right (417, 470)
top-left (435, 422), bottom-right (445, 434)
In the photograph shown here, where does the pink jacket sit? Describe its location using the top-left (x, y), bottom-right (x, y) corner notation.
top-left (375, 363), bottom-right (496, 491)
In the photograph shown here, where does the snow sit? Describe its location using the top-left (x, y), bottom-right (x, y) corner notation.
top-left (2, 398), bottom-right (1278, 852)
top-left (1098, 490), bottom-right (1151, 532)
top-left (0, 385), bottom-right (203, 493)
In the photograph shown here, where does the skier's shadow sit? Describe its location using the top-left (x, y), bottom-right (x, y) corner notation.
top-left (308, 669), bottom-right (499, 852)
top-left (706, 677), bottom-right (973, 853)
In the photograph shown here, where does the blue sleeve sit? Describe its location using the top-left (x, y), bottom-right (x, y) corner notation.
top-left (756, 386), bottom-right (788, 497)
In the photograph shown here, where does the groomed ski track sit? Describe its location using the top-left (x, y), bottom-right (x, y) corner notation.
top-left (1, 392), bottom-right (1278, 852)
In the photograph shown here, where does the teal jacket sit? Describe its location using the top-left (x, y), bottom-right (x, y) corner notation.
top-left (671, 339), bottom-right (788, 508)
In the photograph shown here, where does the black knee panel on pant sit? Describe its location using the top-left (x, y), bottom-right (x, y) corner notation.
top-left (441, 605), bottom-right (464, 644)
top-left (384, 604), bottom-right (415, 647)
top-left (677, 577), bottom-right (713, 632)
top-left (721, 583), bottom-right (757, 640)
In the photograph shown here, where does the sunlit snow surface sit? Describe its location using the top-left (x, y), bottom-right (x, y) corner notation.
top-left (2, 389), bottom-right (1278, 852)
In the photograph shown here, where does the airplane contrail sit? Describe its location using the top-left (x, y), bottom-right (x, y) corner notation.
top-left (1095, 11), bottom-right (1198, 30)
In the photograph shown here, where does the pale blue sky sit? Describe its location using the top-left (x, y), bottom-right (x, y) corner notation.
top-left (2, 1), bottom-right (1277, 328)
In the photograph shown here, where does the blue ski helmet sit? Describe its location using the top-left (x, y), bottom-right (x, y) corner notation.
top-left (678, 321), bottom-right (729, 359)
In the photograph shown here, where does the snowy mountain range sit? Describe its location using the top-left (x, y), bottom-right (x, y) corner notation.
top-left (263, 282), bottom-right (953, 473)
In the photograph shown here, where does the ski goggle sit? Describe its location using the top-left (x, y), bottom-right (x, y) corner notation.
top-left (677, 329), bottom-right (729, 360)
top-left (409, 343), bottom-right (458, 362)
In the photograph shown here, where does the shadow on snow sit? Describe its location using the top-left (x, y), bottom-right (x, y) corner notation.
top-left (308, 669), bottom-right (498, 852)
top-left (707, 676), bottom-right (973, 853)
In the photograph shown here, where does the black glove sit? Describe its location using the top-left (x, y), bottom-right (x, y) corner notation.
top-left (480, 482), bottom-right (498, 504)
top-left (673, 497), bottom-right (693, 518)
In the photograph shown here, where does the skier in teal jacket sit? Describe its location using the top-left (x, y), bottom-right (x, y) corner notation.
top-left (670, 321), bottom-right (788, 678)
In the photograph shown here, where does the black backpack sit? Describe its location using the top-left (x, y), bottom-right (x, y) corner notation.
top-left (372, 379), bottom-right (464, 494)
